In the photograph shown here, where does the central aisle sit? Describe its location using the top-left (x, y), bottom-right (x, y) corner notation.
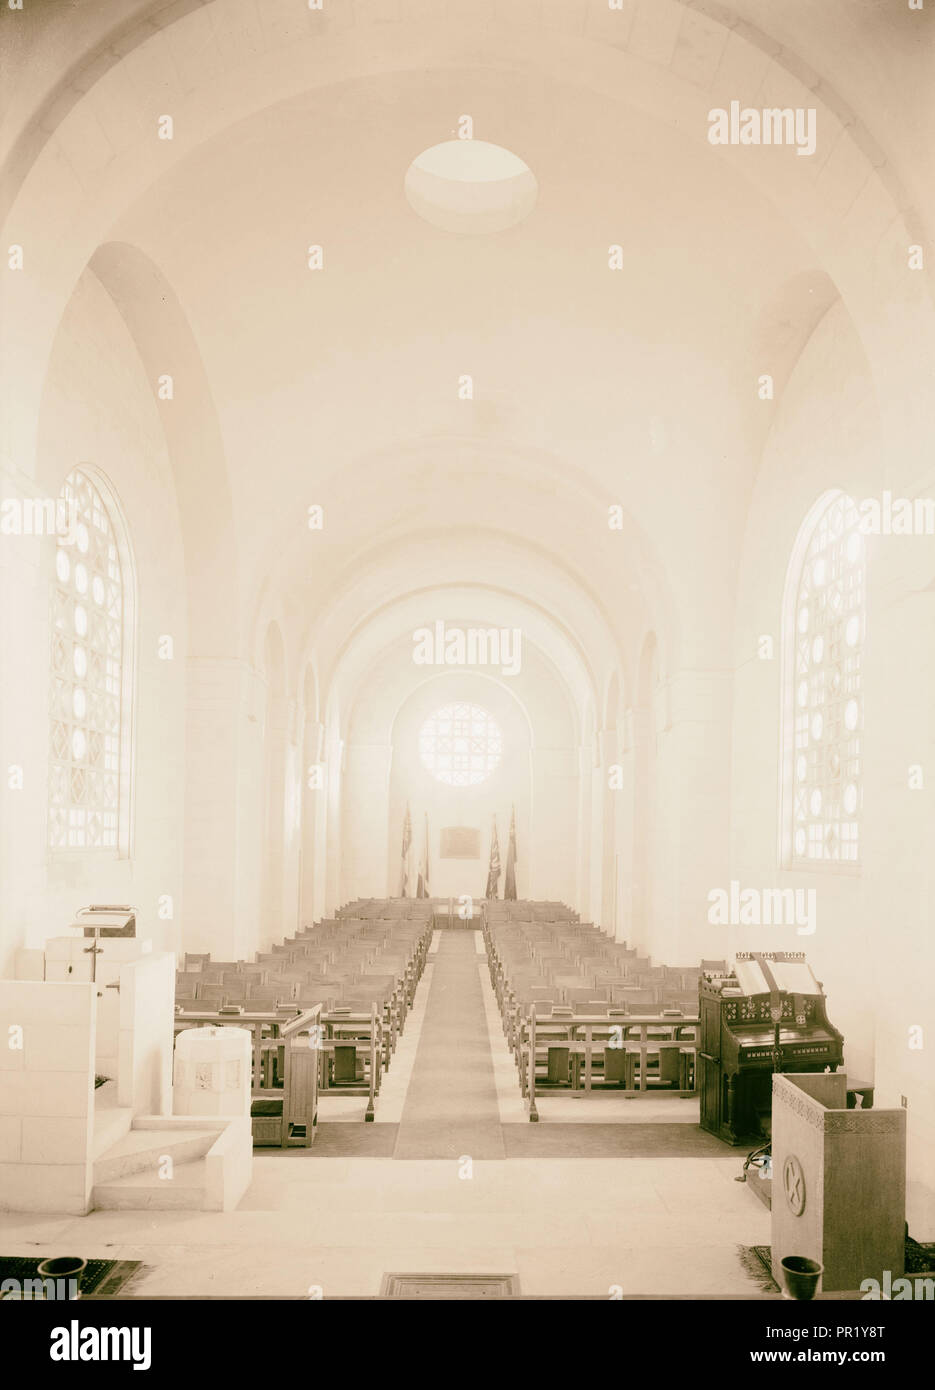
top-left (393, 930), bottom-right (506, 1159)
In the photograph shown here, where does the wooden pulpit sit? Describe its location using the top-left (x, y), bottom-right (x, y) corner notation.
top-left (771, 1072), bottom-right (906, 1293)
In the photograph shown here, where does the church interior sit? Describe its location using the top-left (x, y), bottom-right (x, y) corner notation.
top-left (1, 0), bottom-right (933, 1305)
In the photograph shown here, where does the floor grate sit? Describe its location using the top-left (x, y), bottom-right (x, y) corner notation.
top-left (380, 1272), bottom-right (520, 1299)
top-left (0, 1256), bottom-right (141, 1299)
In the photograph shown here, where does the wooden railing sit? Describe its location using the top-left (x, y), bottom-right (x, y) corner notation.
top-left (316, 1003), bottom-right (382, 1120)
top-left (520, 1009), bottom-right (699, 1122)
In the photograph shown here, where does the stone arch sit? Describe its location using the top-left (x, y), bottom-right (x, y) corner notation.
top-left (3, 0), bottom-right (931, 495)
top-left (89, 241), bottom-right (238, 658)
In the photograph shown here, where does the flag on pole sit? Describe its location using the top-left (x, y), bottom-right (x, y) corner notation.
top-left (417, 813), bottom-right (430, 898)
top-left (504, 804), bottom-right (518, 900)
top-left (400, 802), bottom-right (413, 897)
top-left (486, 814), bottom-right (501, 899)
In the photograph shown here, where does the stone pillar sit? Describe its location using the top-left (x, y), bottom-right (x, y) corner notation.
top-left (575, 742), bottom-right (594, 922)
top-left (629, 705), bottom-right (654, 955)
top-left (598, 728), bottom-right (618, 936)
top-left (613, 710), bottom-right (639, 945)
top-left (182, 658), bottom-right (264, 961)
top-left (300, 719), bottom-right (324, 928)
top-left (323, 729), bottom-right (344, 916)
top-left (343, 741), bottom-right (393, 900)
top-left (529, 744), bottom-right (577, 905)
top-left (651, 670), bottom-right (731, 966)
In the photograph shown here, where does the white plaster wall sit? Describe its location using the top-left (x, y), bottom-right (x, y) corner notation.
top-left (730, 300), bottom-right (935, 1237)
top-left (341, 642), bottom-right (578, 910)
top-left (0, 269), bottom-right (188, 975)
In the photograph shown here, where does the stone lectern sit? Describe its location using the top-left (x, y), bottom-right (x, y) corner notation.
top-left (771, 1072), bottom-right (906, 1293)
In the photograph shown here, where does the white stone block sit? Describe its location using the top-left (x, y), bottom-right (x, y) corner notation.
top-left (0, 1162), bottom-right (90, 1215)
top-left (706, 28), bottom-right (772, 107)
top-left (816, 129), bottom-right (872, 220)
top-left (21, 1024), bottom-right (95, 1073)
top-left (21, 1116), bottom-right (91, 1165)
top-left (584, 0), bottom-right (638, 52)
top-left (670, 9), bottom-right (729, 89)
top-left (623, 0), bottom-right (682, 66)
top-left (0, 1071), bottom-right (91, 1119)
top-left (0, 1117), bottom-right (22, 1162)
top-left (0, 980), bottom-right (95, 1026)
top-left (0, 1043), bottom-right (25, 1072)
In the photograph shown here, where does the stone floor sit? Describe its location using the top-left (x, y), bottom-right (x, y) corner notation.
top-left (0, 932), bottom-right (771, 1297)
top-left (0, 1152), bottom-right (770, 1297)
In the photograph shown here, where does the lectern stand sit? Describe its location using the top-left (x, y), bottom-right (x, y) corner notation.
top-left (771, 1073), bottom-right (906, 1292)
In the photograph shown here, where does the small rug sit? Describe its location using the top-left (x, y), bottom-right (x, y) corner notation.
top-left (739, 1245), bottom-right (781, 1293)
top-left (743, 1241), bottom-right (935, 1292)
top-left (501, 1122), bottom-right (726, 1158)
top-left (0, 1257), bottom-right (140, 1299)
top-left (906, 1237), bottom-right (935, 1273)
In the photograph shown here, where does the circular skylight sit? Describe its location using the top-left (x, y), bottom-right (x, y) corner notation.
top-left (404, 140), bottom-right (538, 234)
top-left (419, 703), bottom-right (503, 786)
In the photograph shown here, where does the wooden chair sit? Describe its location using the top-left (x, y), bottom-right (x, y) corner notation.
top-left (565, 987), bottom-right (608, 1008)
top-left (175, 971), bottom-right (204, 996)
top-left (612, 986), bottom-right (656, 1010)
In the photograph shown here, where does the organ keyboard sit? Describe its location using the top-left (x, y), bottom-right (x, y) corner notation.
top-left (698, 951), bottom-right (843, 1145)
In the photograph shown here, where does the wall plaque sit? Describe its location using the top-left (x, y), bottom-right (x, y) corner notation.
top-left (440, 826), bottom-right (481, 859)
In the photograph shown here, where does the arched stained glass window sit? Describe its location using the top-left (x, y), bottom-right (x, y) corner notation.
top-left (781, 491), bottom-right (865, 866)
top-left (419, 703), bottom-right (502, 786)
top-left (49, 469), bottom-right (133, 851)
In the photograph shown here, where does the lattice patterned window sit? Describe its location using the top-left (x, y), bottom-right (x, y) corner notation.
top-left (49, 470), bottom-right (131, 851)
top-left (419, 703), bottom-right (502, 787)
top-left (781, 492), bottom-right (865, 867)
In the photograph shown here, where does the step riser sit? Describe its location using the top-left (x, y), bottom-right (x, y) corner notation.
top-left (92, 1185), bottom-right (208, 1212)
top-left (93, 1133), bottom-right (215, 1185)
top-left (92, 1110), bottom-right (133, 1162)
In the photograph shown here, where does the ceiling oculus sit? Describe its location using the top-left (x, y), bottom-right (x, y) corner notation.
top-left (404, 140), bottom-right (538, 234)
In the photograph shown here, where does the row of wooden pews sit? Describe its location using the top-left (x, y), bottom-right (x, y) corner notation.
top-left (174, 899), bottom-right (434, 1145)
top-left (483, 901), bottom-right (725, 1120)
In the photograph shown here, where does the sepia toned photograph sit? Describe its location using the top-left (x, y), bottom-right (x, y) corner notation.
top-left (0, 0), bottom-right (933, 1360)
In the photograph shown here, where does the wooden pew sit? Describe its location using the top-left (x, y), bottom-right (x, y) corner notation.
top-left (317, 1002), bottom-right (381, 1121)
top-left (522, 1007), bottom-right (699, 1121)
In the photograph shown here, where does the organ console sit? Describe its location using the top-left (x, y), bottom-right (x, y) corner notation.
top-left (698, 951), bottom-right (844, 1145)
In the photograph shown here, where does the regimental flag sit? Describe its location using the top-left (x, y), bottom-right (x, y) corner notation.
top-left (417, 813), bottom-right (430, 899)
top-left (400, 802), bottom-right (413, 897)
top-left (504, 804), bottom-right (518, 901)
top-left (486, 814), bottom-right (501, 900)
